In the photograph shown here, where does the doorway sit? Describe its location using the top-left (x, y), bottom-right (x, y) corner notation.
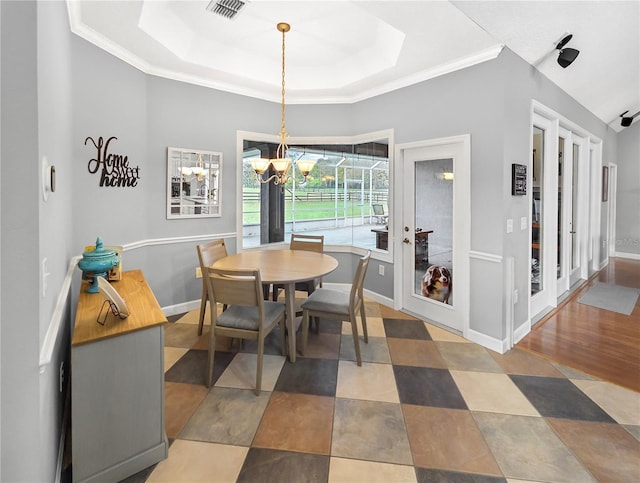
top-left (395, 135), bottom-right (470, 334)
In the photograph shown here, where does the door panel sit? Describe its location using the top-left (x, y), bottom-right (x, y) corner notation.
top-left (398, 137), bottom-right (469, 334)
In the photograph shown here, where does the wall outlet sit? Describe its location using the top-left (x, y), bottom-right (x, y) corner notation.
top-left (506, 219), bottom-right (513, 233)
top-left (513, 289), bottom-right (519, 304)
top-left (520, 216), bottom-right (527, 230)
top-left (378, 264), bottom-right (385, 276)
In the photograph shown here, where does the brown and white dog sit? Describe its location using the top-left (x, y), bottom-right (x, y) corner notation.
top-left (421, 265), bottom-right (452, 304)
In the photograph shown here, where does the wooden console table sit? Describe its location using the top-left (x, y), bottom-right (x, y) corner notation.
top-left (72, 269), bottom-right (168, 482)
top-left (371, 228), bottom-right (433, 267)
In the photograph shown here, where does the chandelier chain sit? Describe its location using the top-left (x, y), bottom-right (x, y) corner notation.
top-left (278, 23), bottom-right (288, 159)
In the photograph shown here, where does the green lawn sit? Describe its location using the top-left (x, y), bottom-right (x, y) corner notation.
top-left (242, 199), bottom-right (372, 224)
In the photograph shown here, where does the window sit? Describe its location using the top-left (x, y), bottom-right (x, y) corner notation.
top-left (239, 131), bottom-right (392, 251)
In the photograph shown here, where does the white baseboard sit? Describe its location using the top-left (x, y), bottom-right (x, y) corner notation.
top-left (513, 320), bottom-right (531, 344)
top-left (465, 328), bottom-right (506, 354)
top-left (614, 251), bottom-right (640, 261)
top-left (163, 300), bottom-right (201, 317)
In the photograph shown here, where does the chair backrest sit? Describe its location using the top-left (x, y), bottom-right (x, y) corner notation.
top-left (290, 233), bottom-right (324, 253)
top-left (372, 204), bottom-right (385, 216)
top-left (349, 251), bottom-right (371, 308)
top-left (197, 239), bottom-right (227, 273)
top-left (204, 267), bottom-right (264, 314)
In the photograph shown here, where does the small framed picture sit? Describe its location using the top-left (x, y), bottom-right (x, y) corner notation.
top-left (602, 166), bottom-right (608, 202)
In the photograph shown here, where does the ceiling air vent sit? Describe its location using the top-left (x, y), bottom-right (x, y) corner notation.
top-left (206, 0), bottom-right (246, 20)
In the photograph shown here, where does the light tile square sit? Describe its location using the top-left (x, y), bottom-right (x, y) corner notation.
top-left (571, 378), bottom-right (640, 425)
top-left (336, 360), bottom-right (399, 403)
top-left (450, 370), bottom-right (540, 416)
top-left (147, 440), bottom-right (248, 482)
top-left (425, 322), bottom-right (469, 342)
top-left (341, 316), bottom-right (386, 338)
top-left (214, 353), bottom-right (285, 392)
top-left (340, 335), bottom-right (391, 364)
top-left (436, 341), bottom-right (503, 372)
top-left (473, 412), bottom-right (595, 482)
top-left (329, 457), bottom-right (416, 483)
top-left (332, 398), bottom-right (412, 465)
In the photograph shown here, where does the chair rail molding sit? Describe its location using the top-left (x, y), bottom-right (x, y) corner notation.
top-left (39, 232), bottom-right (237, 372)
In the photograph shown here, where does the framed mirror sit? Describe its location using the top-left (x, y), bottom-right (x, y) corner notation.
top-left (167, 147), bottom-right (221, 219)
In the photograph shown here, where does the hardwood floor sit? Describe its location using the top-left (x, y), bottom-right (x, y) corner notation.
top-left (518, 257), bottom-right (640, 393)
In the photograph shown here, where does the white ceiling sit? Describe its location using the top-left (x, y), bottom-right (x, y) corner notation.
top-left (68, 1), bottom-right (639, 131)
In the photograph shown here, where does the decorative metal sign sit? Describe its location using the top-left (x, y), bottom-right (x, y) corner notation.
top-left (84, 136), bottom-right (141, 187)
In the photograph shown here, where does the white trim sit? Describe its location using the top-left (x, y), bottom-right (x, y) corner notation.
top-left (38, 233), bottom-right (236, 371)
top-left (469, 250), bottom-right (503, 264)
top-left (513, 319), bottom-right (531, 344)
top-left (395, 134), bottom-right (471, 335)
top-left (163, 300), bottom-right (201, 318)
top-left (122, 232), bottom-right (235, 252)
top-left (614, 251), bottom-right (640, 261)
top-left (236, 128), bottom-right (395, 263)
top-left (67, 3), bottom-right (503, 105)
top-left (465, 328), bottom-right (506, 354)
top-left (608, 163), bottom-right (617, 257)
top-left (39, 255), bottom-right (81, 373)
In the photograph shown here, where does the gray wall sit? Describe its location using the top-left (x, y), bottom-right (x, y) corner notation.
top-left (615, 121), bottom-right (640, 256)
top-left (2, 2), bottom-right (635, 480)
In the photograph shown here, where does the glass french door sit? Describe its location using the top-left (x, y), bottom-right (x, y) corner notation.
top-left (530, 114), bottom-right (557, 318)
top-left (569, 139), bottom-right (583, 286)
top-left (398, 136), bottom-right (469, 334)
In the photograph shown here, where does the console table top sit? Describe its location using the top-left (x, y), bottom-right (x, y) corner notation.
top-left (72, 269), bottom-right (167, 346)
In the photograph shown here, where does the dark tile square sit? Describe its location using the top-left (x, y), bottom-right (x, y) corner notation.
top-left (274, 358), bottom-right (338, 397)
top-left (383, 318), bottom-right (431, 340)
top-left (237, 447), bottom-right (329, 483)
top-left (394, 366), bottom-right (467, 409)
top-left (509, 375), bottom-right (616, 422)
top-left (164, 349), bottom-right (234, 386)
top-left (314, 318), bottom-right (344, 334)
top-left (239, 326), bottom-right (287, 356)
top-left (165, 312), bottom-right (186, 323)
top-left (415, 467), bottom-right (507, 483)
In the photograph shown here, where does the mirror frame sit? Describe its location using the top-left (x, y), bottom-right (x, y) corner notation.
top-left (167, 147), bottom-right (222, 219)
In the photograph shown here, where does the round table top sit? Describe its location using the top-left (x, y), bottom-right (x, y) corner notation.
top-left (212, 249), bottom-right (338, 285)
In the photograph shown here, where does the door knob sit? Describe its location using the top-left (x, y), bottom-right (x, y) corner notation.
top-left (403, 238), bottom-right (411, 244)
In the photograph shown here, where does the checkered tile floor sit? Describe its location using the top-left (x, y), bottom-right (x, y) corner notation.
top-left (122, 300), bottom-right (640, 482)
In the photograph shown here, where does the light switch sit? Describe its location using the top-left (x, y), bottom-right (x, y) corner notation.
top-left (521, 217), bottom-right (528, 230)
top-left (506, 219), bottom-right (513, 233)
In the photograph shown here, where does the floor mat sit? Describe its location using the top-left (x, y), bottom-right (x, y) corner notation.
top-left (577, 282), bottom-right (640, 315)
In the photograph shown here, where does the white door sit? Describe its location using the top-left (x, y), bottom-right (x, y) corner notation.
top-left (556, 128), bottom-right (572, 295)
top-left (530, 114), bottom-right (558, 317)
top-left (569, 138), bottom-right (585, 286)
top-left (396, 136), bottom-right (470, 334)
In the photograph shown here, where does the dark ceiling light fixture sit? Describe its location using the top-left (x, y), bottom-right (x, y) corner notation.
top-left (556, 34), bottom-right (580, 68)
top-left (620, 110), bottom-right (640, 127)
top-left (206, 0), bottom-right (246, 20)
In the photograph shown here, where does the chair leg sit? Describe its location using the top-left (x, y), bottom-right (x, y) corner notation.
top-left (279, 317), bottom-right (286, 357)
top-left (256, 336), bottom-right (264, 396)
top-left (350, 312), bottom-right (362, 366)
top-left (198, 285), bottom-right (207, 336)
top-left (207, 329), bottom-right (217, 387)
top-left (301, 310), bottom-right (310, 356)
top-left (360, 303), bottom-right (368, 343)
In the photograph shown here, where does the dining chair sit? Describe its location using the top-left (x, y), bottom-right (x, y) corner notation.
top-left (301, 251), bottom-right (371, 365)
top-left (203, 267), bottom-right (286, 394)
top-left (196, 239), bottom-right (228, 336)
top-left (271, 233), bottom-right (325, 304)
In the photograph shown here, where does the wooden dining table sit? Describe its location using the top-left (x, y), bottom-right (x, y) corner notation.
top-left (212, 249), bottom-right (339, 362)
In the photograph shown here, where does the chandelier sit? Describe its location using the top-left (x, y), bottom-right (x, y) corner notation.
top-left (250, 22), bottom-right (316, 188)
